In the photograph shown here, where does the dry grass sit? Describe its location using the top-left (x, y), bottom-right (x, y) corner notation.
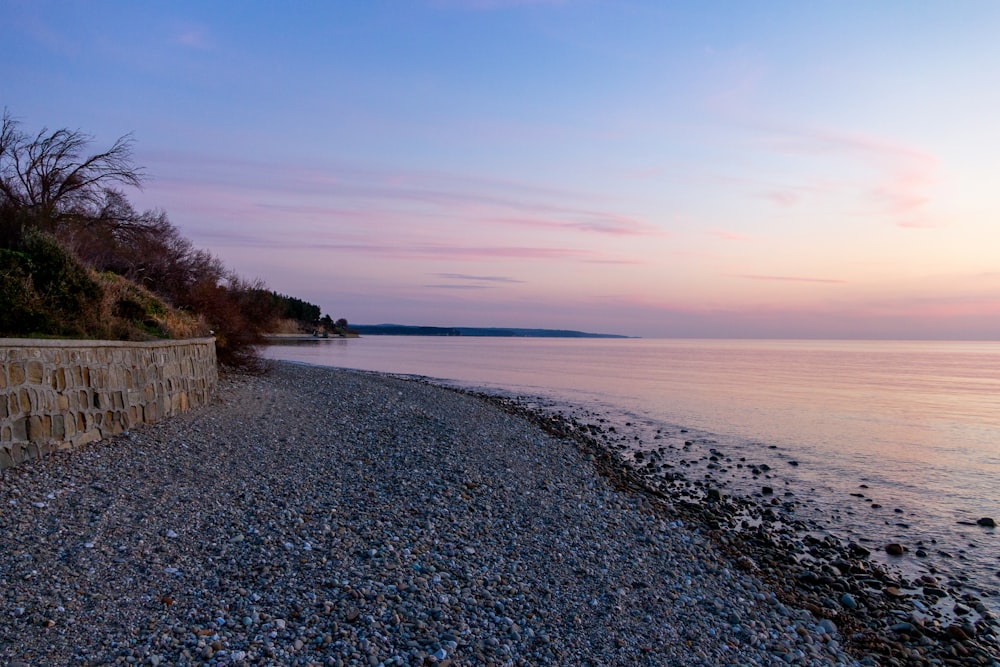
top-left (269, 318), bottom-right (308, 334)
top-left (94, 272), bottom-right (209, 341)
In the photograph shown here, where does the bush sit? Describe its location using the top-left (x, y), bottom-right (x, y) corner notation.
top-left (0, 248), bottom-right (49, 335)
top-left (0, 231), bottom-right (103, 337)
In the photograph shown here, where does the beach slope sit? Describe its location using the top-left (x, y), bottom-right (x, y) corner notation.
top-left (1, 362), bottom-right (859, 666)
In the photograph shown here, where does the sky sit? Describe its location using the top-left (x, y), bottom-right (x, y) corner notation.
top-left (3, 0), bottom-right (1000, 339)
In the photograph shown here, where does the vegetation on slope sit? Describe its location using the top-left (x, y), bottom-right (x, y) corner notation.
top-left (0, 109), bottom-right (346, 367)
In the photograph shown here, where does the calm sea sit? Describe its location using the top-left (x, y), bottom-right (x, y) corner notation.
top-left (263, 337), bottom-right (1000, 610)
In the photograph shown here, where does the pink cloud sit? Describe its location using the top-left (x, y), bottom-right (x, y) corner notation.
top-left (737, 274), bottom-right (847, 284)
top-left (760, 190), bottom-right (799, 207)
top-left (486, 212), bottom-right (660, 236)
top-left (193, 227), bottom-right (596, 262)
top-left (758, 126), bottom-right (940, 228)
top-left (710, 230), bottom-right (750, 241)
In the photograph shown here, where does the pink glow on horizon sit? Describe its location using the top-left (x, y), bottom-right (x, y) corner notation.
top-left (737, 274), bottom-right (848, 284)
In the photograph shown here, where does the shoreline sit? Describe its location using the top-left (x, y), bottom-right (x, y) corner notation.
top-left (455, 385), bottom-right (1000, 666)
top-left (0, 361), bottom-right (996, 666)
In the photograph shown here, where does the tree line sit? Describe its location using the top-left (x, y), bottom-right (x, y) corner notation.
top-left (0, 109), bottom-right (347, 367)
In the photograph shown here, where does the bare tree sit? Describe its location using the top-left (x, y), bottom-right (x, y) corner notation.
top-left (0, 109), bottom-right (143, 233)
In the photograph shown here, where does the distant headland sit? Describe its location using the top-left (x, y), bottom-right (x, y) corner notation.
top-left (352, 324), bottom-right (634, 338)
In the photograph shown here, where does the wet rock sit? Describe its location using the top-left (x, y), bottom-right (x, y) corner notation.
top-left (977, 517), bottom-right (996, 528)
top-left (884, 543), bottom-right (905, 556)
top-left (849, 543), bottom-right (871, 558)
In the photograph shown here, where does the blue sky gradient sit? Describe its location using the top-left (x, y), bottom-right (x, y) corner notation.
top-left (4, 0), bottom-right (1000, 337)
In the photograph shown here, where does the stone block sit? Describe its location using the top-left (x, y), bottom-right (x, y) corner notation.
top-left (8, 363), bottom-right (25, 385)
top-left (0, 367), bottom-right (6, 390)
top-left (11, 418), bottom-right (27, 441)
top-left (18, 388), bottom-right (31, 412)
top-left (54, 367), bottom-right (66, 391)
top-left (26, 361), bottom-right (43, 384)
top-left (1, 425), bottom-right (9, 441)
top-left (52, 414), bottom-right (65, 438)
top-left (56, 394), bottom-right (69, 410)
top-left (1, 444), bottom-right (17, 467)
top-left (28, 415), bottom-right (51, 439)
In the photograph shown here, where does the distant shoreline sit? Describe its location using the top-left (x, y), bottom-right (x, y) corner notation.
top-left (351, 324), bottom-right (634, 338)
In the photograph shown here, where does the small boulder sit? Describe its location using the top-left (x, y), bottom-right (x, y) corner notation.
top-left (977, 517), bottom-right (996, 528)
top-left (885, 543), bottom-right (905, 556)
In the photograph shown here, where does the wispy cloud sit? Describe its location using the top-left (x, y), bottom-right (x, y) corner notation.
top-left (138, 150), bottom-right (653, 267)
top-left (192, 227), bottom-right (594, 262)
top-left (759, 189), bottom-right (800, 207)
top-left (757, 126), bottom-right (940, 228)
top-left (423, 284), bottom-right (495, 290)
top-left (710, 230), bottom-right (750, 241)
top-left (486, 212), bottom-right (660, 236)
top-left (435, 273), bottom-right (525, 283)
top-left (737, 274), bottom-right (847, 284)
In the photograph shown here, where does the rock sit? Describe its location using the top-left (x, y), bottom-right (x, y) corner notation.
top-left (848, 542), bottom-right (871, 558)
top-left (884, 543), bottom-right (905, 556)
top-left (840, 593), bottom-right (857, 609)
top-left (816, 618), bottom-right (837, 635)
top-left (977, 517), bottom-right (996, 527)
top-left (946, 624), bottom-right (970, 641)
top-left (761, 486), bottom-right (773, 495)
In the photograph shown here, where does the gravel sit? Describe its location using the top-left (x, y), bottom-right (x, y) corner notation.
top-left (0, 362), bottom-right (919, 665)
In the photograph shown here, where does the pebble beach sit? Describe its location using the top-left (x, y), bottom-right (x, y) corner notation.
top-left (1, 362), bottom-right (997, 666)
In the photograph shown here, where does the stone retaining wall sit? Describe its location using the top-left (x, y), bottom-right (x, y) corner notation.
top-left (0, 337), bottom-right (217, 468)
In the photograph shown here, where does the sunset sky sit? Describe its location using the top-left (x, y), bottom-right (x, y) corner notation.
top-left (4, 1), bottom-right (999, 338)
